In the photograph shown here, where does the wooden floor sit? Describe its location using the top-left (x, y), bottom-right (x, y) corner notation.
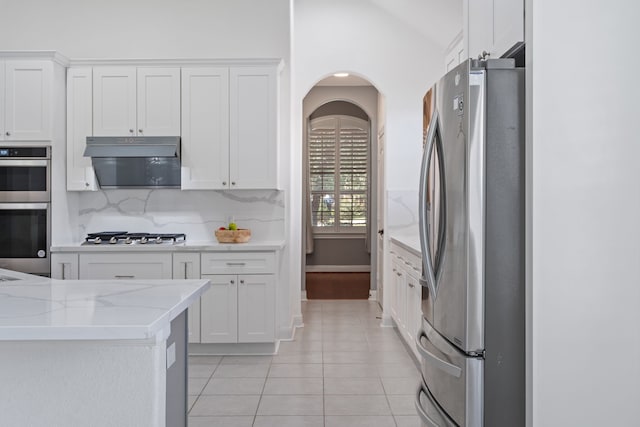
top-left (305, 272), bottom-right (370, 299)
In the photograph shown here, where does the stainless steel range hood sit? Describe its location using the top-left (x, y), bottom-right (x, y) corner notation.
top-left (84, 136), bottom-right (181, 189)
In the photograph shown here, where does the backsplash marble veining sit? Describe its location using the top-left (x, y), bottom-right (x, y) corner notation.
top-left (77, 189), bottom-right (285, 243)
top-left (386, 189), bottom-right (419, 236)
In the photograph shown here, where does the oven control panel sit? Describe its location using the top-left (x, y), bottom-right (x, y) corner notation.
top-left (0, 147), bottom-right (50, 158)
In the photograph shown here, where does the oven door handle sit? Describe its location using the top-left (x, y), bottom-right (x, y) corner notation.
top-left (0, 159), bottom-right (49, 167)
top-left (0, 203), bottom-right (49, 210)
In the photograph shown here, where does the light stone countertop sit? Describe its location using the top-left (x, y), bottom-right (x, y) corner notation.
top-left (389, 231), bottom-right (422, 258)
top-left (51, 240), bottom-right (286, 252)
top-left (0, 268), bottom-right (210, 341)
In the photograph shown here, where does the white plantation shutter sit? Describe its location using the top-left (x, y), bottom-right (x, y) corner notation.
top-left (308, 115), bottom-right (369, 232)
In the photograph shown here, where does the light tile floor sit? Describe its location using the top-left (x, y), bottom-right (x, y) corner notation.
top-left (188, 300), bottom-right (422, 427)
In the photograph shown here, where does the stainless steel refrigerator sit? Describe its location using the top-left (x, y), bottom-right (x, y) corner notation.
top-left (415, 58), bottom-right (525, 426)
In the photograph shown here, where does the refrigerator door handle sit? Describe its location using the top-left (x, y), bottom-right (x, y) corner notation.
top-left (419, 109), bottom-right (442, 299)
top-left (415, 384), bottom-right (442, 427)
top-left (416, 329), bottom-right (462, 378)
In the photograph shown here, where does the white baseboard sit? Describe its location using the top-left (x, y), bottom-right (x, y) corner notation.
top-left (301, 291), bottom-right (308, 301)
top-left (368, 290), bottom-right (377, 301)
top-left (305, 265), bottom-right (371, 273)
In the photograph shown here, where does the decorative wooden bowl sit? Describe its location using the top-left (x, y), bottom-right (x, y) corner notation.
top-left (215, 229), bottom-right (252, 243)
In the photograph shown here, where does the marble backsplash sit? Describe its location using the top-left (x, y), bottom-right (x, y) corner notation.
top-left (386, 189), bottom-right (419, 236)
top-left (76, 189), bottom-right (285, 243)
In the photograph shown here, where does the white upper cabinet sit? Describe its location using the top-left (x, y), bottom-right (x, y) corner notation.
top-left (181, 67), bottom-right (230, 189)
top-left (136, 68), bottom-right (181, 136)
top-left (445, 33), bottom-right (465, 72)
top-left (465, 0), bottom-right (524, 59)
top-left (182, 64), bottom-right (279, 190)
top-left (92, 67), bottom-right (136, 136)
top-left (67, 68), bottom-right (97, 191)
top-left (229, 67), bottom-right (278, 189)
top-left (1, 60), bottom-right (52, 141)
top-left (93, 67), bottom-right (180, 137)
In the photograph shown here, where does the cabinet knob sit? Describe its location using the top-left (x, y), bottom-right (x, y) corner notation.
top-left (5, 131), bottom-right (10, 136)
top-left (230, 280), bottom-right (235, 284)
top-left (240, 279), bottom-right (245, 284)
top-left (129, 129), bottom-right (134, 133)
top-left (138, 129), bottom-right (143, 134)
top-left (396, 272), bottom-right (402, 277)
top-left (85, 182), bottom-right (90, 187)
top-left (222, 181), bottom-right (227, 186)
top-left (231, 182), bottom-right (236, 186)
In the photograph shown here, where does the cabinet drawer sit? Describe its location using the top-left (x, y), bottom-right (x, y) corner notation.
top-left (79, 253), bottom-right (173, 280)
top-left (201, 252), bottom-right (275, 275)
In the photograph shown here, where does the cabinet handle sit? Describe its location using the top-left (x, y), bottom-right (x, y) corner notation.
top-left (61, 263), bottom-right (67, 280)
top-left (184, 262), bottom-right (188, 279)
top-left (115, 275), bottom-right (135, 279)
top-left (230, 280), bottom-right (235, 284)
top-left (226, 262), bottom-right (246, 266)
top-left (129, 129), bottom-right (134, 133)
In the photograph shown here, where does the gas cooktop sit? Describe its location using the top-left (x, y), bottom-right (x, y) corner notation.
top-left (83, 232), bottom-right (186, 245)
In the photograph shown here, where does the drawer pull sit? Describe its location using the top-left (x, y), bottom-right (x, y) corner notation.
top-left (115, 275), bottom-right (135, 279)
top-left (408, 283), bottom-right (415, 288)
top-left (226, 262), bottom-right (246, 266)
top-left (396, 272), bottom-right (402, 277)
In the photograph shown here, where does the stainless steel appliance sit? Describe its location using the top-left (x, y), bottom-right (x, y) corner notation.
top-left (83, 136), bottom-right (181, 189)
top-left (415, 58), bottom-right (525, 427)
top-left (82, 231), bottom-right (186, 246)
top-left (0, 146), bottom-right (51, 275)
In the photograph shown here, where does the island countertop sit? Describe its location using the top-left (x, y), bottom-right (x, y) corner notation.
top-left (0, 268), bottom-right (210, 341)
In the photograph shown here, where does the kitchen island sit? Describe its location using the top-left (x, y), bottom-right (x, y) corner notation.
top-left (0, 268), bottom-right (210, 427)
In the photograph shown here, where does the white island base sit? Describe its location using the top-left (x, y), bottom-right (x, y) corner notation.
top-left (0, 270), bottom-right (209, 427)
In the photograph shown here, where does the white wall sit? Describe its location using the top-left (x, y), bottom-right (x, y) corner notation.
top-left (292, 0), bottom-right (450, 318)
top-left (0, 0), bottom-right (289, 59)
top-left (529, 1), bottom-right (640, 425)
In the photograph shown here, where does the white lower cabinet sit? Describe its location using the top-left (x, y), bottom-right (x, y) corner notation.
top-left (51, 249), bottom-right (277, 345)
top-left (388, 242), bottom-right (423, 359)
top-left (78, 253), bottom-right (173, 279)
top-left (199, 251), bottom-right (276, 344)
top-left (51, 253), bottom-right (79, 280)
top-left (173, 253), bottom-right (201, 344)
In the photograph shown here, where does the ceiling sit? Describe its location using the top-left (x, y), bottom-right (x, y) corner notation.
top-left (370, 0), bottom-right (463, 50)
top-left (311, 0), bottom-right (463, 89)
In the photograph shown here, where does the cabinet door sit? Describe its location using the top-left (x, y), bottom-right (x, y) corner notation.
top-left (389, 258), bottom-right (401, 321)
top-left (200, 274), bottom-right (238, 343)
top-left (93, 67), bottom-right (136, 136)
top-left (0, 63), bottom-right (4, 139)
top-left (229, 67), bottom-right (278, 189)
top-left (492, 0), bottom-right (524, 57)
top-left (173, 253), bottom-right (201, 344)
top-left (67, 68), bottom-right (97, 191)
top-left (78, 253), bottom-right (172, 279)
top-left (406, 271), bottom-right (422, 356)
top-left (3, 61), bottom-right (52, 140)
top-left (51, 253), bottom-right (79, 280)
top-left (237, 274), bottom-right (275, 343)
top-left (181, 68), bottom-right (229, 189)
top-left (466, 0), bottom-right (523, 58)
top-left (396, 266), bottom-right (407, 331)
top-left (136, 68), bottom-right (181, 136)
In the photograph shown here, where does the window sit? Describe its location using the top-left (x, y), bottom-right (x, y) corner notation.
top-left (308, 115), bottom-right (369, 233)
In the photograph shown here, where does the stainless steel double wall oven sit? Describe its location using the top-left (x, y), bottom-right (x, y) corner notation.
top-left (0, 146), bottom-right (51, 275)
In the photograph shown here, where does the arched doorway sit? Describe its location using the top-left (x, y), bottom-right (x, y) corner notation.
top-left (301, 75), bottom-right (384, 303)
